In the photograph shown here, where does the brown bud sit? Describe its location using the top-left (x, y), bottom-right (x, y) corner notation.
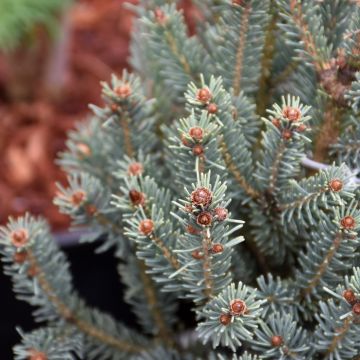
top-left (271, 335), bottom-right (283, 347)
top-left (192, 144), bottom-right (204, 156)
top-left (336, 49), bottom-right (347, 69)
top-left (191, 187), bottom-right (212, 207)
top-left (27, 265), bottom-right (39, 278)
top-left (329, 179), bottom-right (343, 192)
top-left (139, 219), bottom-right (154, 235)
top-left (184, 204), bottom-right (193, 213)
top-left (181, 134), bottom-right (191, 147)
top-left (110, 104), bottom-right (119, 112)
top-left (115, 84), bottom-right (131, 98)
top-left (85, 204), bottom-right (97, 216)
top-left (10, 229), bottom-right (29, 248)
top-left (352, 302), bottom-right (360, 315)
top-left (214, 207), bottom-right (228, 221)
top-left (211, 243), bottom-right (224, 254)
top-left (230, 299), bottom-right (247, 315)
top-left (28, 350), bottom-right (48, 360)
top-left (128, 162), bottom-right (143, 176)
top-left (14, 251), bottom-right (28, 264)
top-left (189, 127), bottom-right (204, 141)
top-left (272, 118), bottom-right (281, 128)
top-left (207, 103), bottom-right (218, 114)
top-left (343, 289), bottom-right (357, 304)
top-left (219, 313), bottom-right (232, 326)
top-left (341, 216), bottom-right (356, 229)
top-left (282, 129), bottom-right (292, 140)
top-left (196, 88), bottom-right (212, 103)
top-left (154, 8), bottom-right (167, 25)
top-left (187, 225), bottom-right (199, 234)
top-left (283, 106), bottom-right (301, 121)
top-left (76, 143), bottom-right (91, 157)
top-left (191, 249), bottom-right (204, 260)
top-left (197, 212), bottom-right (213, 226)
top-left (70, 190), bottom-right (86, 207)
top-left (296, 124), bottom-right (307, 132)
top-left (129, 190), bottom-right (145, 206)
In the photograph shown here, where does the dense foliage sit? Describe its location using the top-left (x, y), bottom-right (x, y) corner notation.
top-left (1, 0), bottom-right (360, 359)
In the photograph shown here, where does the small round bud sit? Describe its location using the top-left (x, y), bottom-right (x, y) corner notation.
top-left (181, 134), bottom-right (191, 147)
top-left (282, 129), bottom-right (292, 140)
top-left (129, 190), bottom-right (145, 206)
top-left (341, 216), bottom-right (356, 229)
top-left (271, 335), bottom-right (283, 347)
top-left (214, 207), bottom-right (228, 221)
top-left (189, 127), bottom-right (204, 141)
top-left (10, 229), bottom-right (29, 248)
top-left (207, 103), bottom-right (218, 114)
top-left (211, 243), bottom-right (224, 254)
top-left (271, 118), bottom-right (281, 128)
top-left (28, 350), bottom-right (48, 360)
top-left (187, 225), bottom-right (199, 234)
top-left (296, 124), bottom-right (307, 132)
top-left (343, 289), bottom-right (356, 304)
top-left (154, 8), bottom-right (167, 24)
top-left (184, 204), bottom-right (193, 213)
top-left (352, 302), bottom-right (360, 315)
top-left (115, 84), bottom-right (131, 98)
top-left (191, 187), bottom-right (212, 207)
top-left (139, 219), bottom-right (154, 235)
top-left (27, 265), bottom-right (39, 277)
top-left (110, 104), bottom-right (119, 112)
top-left (128, 162), bottom-right (143, 176)
top-left (219, 313), bottom-right (232, 326)
top-left (197, 212), bottom-right (213, 226)
top-left (230, 299), bottom-right (247, 315)
top-left (76, 143), bottom-right (91, 157)
top-left (192, 144), bottom-right (204, 156)
top-left (329, 179), bottom-right (343, 192)
top-left (85, 204), bottom-right (97, 216)
top-left (191, 249), bottom-right (204, 260)
top-left (70, 190), bottom-right (86, 207)
top-left (196, 88), bottom-right (212, 103)
top-left (283, 106), bottom-right (301, 121)
top-left (14, 251), bottom-right (28, 264)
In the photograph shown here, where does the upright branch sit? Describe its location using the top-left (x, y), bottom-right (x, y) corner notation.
top-left (172, 171), bottom-right (244, 304)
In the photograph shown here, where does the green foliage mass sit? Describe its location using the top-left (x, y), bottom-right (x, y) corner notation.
top-left (1, 0), bottom-right (360, 359)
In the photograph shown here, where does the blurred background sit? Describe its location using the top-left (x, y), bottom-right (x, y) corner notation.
top-left (0, 0), bottom-right (195, 357)
top-left (0, 0), bottom-right (135, 230)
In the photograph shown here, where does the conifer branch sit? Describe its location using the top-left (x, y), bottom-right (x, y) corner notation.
top-left (326, 314), bottom-right (353, 356)
top-left (301, 233), bottom-right (343, 298)
top-left (313, 101), bottom-right (343, 163)
top-left (136, 259), bottom-right (175, 347)
top-left (120, 112), bottom-right (135, 158)
top-left (164, 31), bottom-right (193, 78)
top-left (149, 233), bottom-right (180, 270)
top-left (271, 59), bottom-right (299, 87)
top-left (256, 10), bottom-right (277, 116)
top-left (26, 250), bottom-right (142, 354)
top-left (233, 4), bottom-right (251, 96)
top-left (267, 142), bottom-right (286, 194)
top-left (288, 0), bottom-right (325, 72)
top-left (201, 228), bottom-right (215, 300)
top-left (220, 140), bottom-right (260, 199)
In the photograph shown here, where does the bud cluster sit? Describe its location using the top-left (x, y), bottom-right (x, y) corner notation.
top-left (219, 298), bottom-right (248, 326)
